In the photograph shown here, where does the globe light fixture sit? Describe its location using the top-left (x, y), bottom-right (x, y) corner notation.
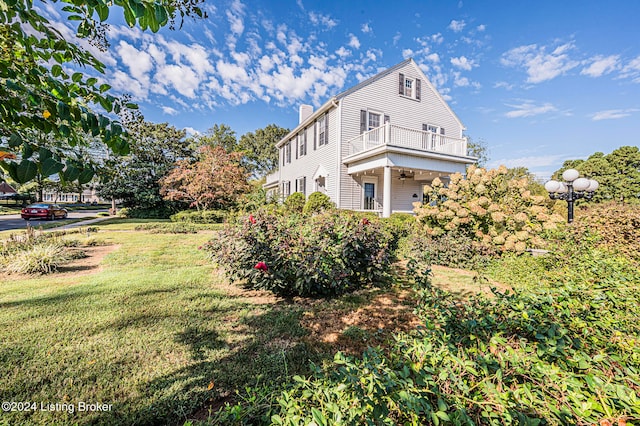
top-left (545, 169), bottom-right (598, 223)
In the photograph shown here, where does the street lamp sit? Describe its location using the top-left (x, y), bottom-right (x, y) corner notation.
top-left (544, 169), bottom-right (598, 223)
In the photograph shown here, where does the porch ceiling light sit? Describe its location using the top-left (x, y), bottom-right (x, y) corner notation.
top-left (544, 168), bottom-right (598, 223)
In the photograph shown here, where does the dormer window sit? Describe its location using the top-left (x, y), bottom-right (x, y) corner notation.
top-left (399, 73), bottom-right (421, 100)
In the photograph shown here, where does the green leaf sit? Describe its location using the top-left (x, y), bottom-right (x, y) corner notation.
top-left (40, 157), bottom-right (64, 177)
top-left (51, 64), bottom-right (63, 77)
top-left (78, 167), bottom-right (95, 184)
top-left (22, 143), bottom-right (34, 159)
top-left (13, 160), bottom-right (38, 183)
top-left (72, 72), bottom-right (83, 82)
top-left (63, 163), bottom-right (80, 182)
top-left (99, 83), bottom-right (111, 93)
top-left (96, 3), bottom-right (109, 21)
top-left (39, 148), bottom-right (53, 161)
top-left (86, 77), bottom-right (98, 86)
top-left (8, 133), bottom-right (22, 147)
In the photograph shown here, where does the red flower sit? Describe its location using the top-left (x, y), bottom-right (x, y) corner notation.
top-left (254, 261), bottom-right (268, 271)
top-left (198, 246), bottom-right (203, 250)
top-left (362, 218), bottom-right (370, 225)
top-left (248, 214), bottom-right (256, 224)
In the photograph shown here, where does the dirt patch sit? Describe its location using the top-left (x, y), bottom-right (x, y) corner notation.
top-left (299, 287), bottom-right (422, 356)
top-left (55, 245), bottom-right (119, 276)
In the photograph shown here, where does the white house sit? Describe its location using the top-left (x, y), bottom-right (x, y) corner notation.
top-left (264, 58), bottom-right (476, 217)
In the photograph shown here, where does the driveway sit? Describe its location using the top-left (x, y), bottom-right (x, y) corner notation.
top-left (0, 210), bottom-right (110, 232)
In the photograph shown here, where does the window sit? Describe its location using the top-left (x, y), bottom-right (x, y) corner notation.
top-left (399, 73), bottom-right (421, 100)
top-left (285, 142), bottom-right (291, 164)
top-left (295, 176), bottom-right (306, 196)
top-left (298, 130), bottom-right (307, 157)
top-left (317, 114), bottom-right (328, 146)
top-left (315, 176), bottom-right (326, 193)
top-left (368, 112), bottom-right (381, 130)
top-left (363, 182), bottom-right (376, 210)
top-left (422, 124), bottom-right (445, 150)
top-left (282, 181), bottom-right (291, 198)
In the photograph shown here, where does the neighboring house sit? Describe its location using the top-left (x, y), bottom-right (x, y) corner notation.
top-left (0, 182), bottom-right (17, 196)
top-left (42, 187), bottom-right (105, 204)
top-left (265, 58), bottom-right (476, 217)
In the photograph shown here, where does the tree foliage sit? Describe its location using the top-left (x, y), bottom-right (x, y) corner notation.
top-left (466, 136), bottom-right (489, 167)
top-left (0, 0), bottom-right (205, 185)
top-left (238, 124), bottom-right (290, 178)
top-left (98, 121), bottom-right (190, 213)
top-left (554, 145), bottom-right (640, 203)
top-left (160, 145), bottom-right (250, 211)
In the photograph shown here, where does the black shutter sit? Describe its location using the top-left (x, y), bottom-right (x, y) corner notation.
top-left (416, 78), bottom-right (421, 100)
top-left (440, 127), bottom-right (445, 135)
top-left (360, 110), bottom-right (367, 134)
top-left (303, 130), bottom-right (307, 155)
top-left (399, 73), bottom-right (404, 95)
top-left (313, 122), bottom-right (317, 150)
top-left (295, 136), bottom-right (298, 159)
top-left (422, 123), bottom-right (429, 131)
top-left (384, 115), bottom-right (390, 124)
top-left (302, 177), bottom-right (306, 195)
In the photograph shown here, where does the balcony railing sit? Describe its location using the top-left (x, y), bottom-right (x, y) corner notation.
top-left (347, 124), bottom-right (468, 157)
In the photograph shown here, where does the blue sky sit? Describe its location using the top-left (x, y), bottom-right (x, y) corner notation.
top-left (47, 0), bottom-right (640, 179)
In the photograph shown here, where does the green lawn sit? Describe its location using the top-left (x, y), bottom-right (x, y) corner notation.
top-left (0, 223), bottom-right (311, 425)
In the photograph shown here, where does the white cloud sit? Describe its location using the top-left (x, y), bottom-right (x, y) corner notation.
top-left (361, 23), bottom-right (372, 34)
top-left (155, 64), bottom-right (201, 99)
top-left (162, 106), bottom-right (179, 115)
top-left (308, 11), bottom-right (337, 29)
top-left (505, 101), bottom-right (557, 118)
top-left (581, 55), bottom-right (619, 77)
top-left (226, 0), bottom-right (245, 36)
top-left (501, 42), bottom-right (580, 83)
top-left (348, 34), bottom-right (360, 49)
top-left (590, 108), bottom-right (639, 121)
top-left (183, 127), bottom-right (200, 136)
top-left (450, 56), bottom-right (477, 71)
top-left (620, 55), bottom-right (640, 83)
top-left (448, 20), bottom-right (466, 32)
top-left (335, 47), bottom-right (350, 58)
top-left (402, 49), bottom-right (414, 59)
top-left (494, 81), bottom-right (514, 90)
top-left (393, 32), bottom-right (402, 45)
top-left (477, 24), bottom-right (486, 32)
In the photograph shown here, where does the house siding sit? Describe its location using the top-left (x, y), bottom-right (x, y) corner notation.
top-left (338, 60), bottom-right (464, 209)
top-left (277, 107), bottom-right (340, 201)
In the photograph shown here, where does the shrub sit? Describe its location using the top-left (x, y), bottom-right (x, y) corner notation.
top-left (116, 207), bottom-right (130, 218)
top-left (271, 245), bottom-right (640, 425)
top-left (302, 192), bottom-right (334, 215)
top-left (4, 242), bottom-right (69, 274)
top-left (170, 209), bottom-right (226, 224)
top-left (206, 210), bottom-right (392, 297)
top-left (415, 165), bottom-right (566, 256)
top-left (283, 192), bottom-right (305, 213)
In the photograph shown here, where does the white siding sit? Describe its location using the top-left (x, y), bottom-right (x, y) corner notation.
top-left (338, 60), bottom-right (464, 208)
top-left (278, 108), bottom-right (340, 202)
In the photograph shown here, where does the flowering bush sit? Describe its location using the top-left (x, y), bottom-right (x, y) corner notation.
top-left (415, 165), bottom-right (565, 255)
top-left (206, 210), bottom-right (392, 297)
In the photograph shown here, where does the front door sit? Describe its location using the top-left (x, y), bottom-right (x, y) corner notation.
top-left (364, 182), bottom-right (376, 210)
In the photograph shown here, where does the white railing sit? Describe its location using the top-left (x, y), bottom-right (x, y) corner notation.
top-left (348, 124), bottom-right (467, 157)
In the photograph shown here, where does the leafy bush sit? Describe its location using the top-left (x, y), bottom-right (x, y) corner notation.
top-left (170, 209), bottom-right (226, 224)
top-left (572, 202), bottom-right (640, 263)
top-left (416, 165), bottom-right (566, 255)
top-left (271, 245), bottom-right (640, 425)
top-left (116, 207), bottom-right (130, 218)
top-left (302, 192), bottom-right (335, 215)
top-left (283, 192), bottom-right (305, 214)
top-left (206, 210), bottom-right (392, 297)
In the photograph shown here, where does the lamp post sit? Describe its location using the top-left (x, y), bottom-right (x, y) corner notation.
top-left (544, 169), bottom-right (598, 223)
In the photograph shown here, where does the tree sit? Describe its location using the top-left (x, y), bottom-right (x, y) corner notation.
top-left (554, 146), bottom-right (640, 203)
top-left (190, 124), bottom-right (239, 153)
top-left (238, 124), bottom-right (290, 178)
top-left (0, 0), bottom-right (205, 185)
top-left (466, 136), bottom-right (489, 167)
top-left (98, 121), bottom-right (191, 213)
top-left (160, 145), bottom-right (249, 210)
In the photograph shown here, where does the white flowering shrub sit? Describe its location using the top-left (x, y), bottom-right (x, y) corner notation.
top-left (414, 165), bottom-right (565, 255)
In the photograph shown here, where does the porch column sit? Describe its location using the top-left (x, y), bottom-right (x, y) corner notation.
top-left (383, 166), bottom-right (391, 218)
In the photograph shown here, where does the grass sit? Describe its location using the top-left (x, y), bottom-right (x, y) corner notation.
top-left (0, 223), bottom-right (313, 425)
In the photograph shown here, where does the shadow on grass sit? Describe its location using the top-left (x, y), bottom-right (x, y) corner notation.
top-left (88, 305), bottom-right (317, 426)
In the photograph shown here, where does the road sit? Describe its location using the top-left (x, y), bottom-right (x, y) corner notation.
top-left (0, 210), bottom-right (109, 232)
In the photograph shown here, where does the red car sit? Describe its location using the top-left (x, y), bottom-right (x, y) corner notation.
top-left (21, 203), bottom-right (68, 221)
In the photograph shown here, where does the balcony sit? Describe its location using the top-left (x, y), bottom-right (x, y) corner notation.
top-left (346, 124), bottom-right (468, 159)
